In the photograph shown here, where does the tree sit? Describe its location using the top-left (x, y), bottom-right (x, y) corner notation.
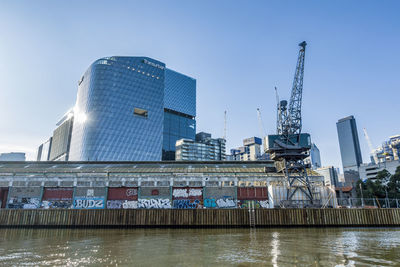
top-left (356, 169), bottom-right (400, 199)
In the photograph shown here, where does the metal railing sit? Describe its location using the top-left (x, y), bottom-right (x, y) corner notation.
top-left (336, 198), bottom-right (400, 208)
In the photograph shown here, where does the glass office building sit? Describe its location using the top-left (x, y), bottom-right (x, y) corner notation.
top-left (68, 56), bottom-right (195, 161)
top-left (163, 69), bottom-right (196, 160)
top-left (336, 115), bottom-right (363, 184)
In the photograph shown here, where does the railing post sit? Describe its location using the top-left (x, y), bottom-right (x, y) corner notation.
top-left (373, 198), bottom-right (377, 208)
top-left (396, 199), bottom-right (399, 209)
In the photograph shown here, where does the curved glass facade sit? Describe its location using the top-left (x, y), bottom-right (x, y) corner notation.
top-left (69, 57), bottom-right (165, 161)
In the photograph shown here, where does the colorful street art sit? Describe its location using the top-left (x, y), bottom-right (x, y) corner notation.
top-left (203, 198), bottom-right (236, 208)
top-left (172, 199), bottom-right (200, 209)
top-left (107, 200), bottom-right (138, 209)
top-left (238, 200), bottom-right (269, 209)
top-left (41, 200), bottom-right (72, 209)
top-left (172, 188), bottom-right (202, 198)
top-left (73, 197), bottom-right (105, 209)
top-left (138, 199), bottom-right (171, 209)
top-left (8, 197), bottom-right (41, 209)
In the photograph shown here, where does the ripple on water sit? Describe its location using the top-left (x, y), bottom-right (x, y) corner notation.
top-left (0, 228), bottom-right (398, 266)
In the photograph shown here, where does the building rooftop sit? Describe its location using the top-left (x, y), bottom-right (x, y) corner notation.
top-left (0, 160), bottom-right (276, 175)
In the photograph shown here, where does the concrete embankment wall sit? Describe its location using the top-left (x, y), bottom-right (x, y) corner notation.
top-left (0, 209), bottom-right (399, 228)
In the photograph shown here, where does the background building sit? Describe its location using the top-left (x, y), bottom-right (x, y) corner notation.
top-left (359, 160), bottom-right (400, 181)
top-left (49, 110), bottom-right (74, 161)
top-left (316, 166), bottom-right (339, 187)
top-left (229, 137), bottom-right (262, 161)
top-left (162, 69), bottom-right (196, 160)
top-left (369, 134), bottom-right (400, 163)
top-left (0, 152), bottom-right (25, 161)
top-left (36, 138), bottom-right (52, 161)
top-left (175, 132), bottom-right (226, 161)
top-left (304, 143), bottom-right (321, 169)
top-left (336, 115), bottom-right (363, 184)
top-left (39, 56), bottom-right (195, 162)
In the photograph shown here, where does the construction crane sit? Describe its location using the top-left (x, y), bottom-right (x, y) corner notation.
top-left (363, 128), bottom-right (379, 164)
top-left (267, 41), bottom-right (316, 208)
top-left (256, 108), bottom-right (267, 138)
top-left (223, 110), bottom-right (227, 140)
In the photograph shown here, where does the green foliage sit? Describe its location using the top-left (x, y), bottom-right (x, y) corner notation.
top-left (356, 168), bottom-right (400, 199)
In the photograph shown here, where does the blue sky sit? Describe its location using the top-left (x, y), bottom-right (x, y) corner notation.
top-left (0, 0), bottom-right (399, 168)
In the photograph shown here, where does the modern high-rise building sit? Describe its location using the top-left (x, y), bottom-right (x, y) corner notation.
top-left (336, 115), bottom-right (363, 184)
top-left (369, 134), bottom-right (400, 163)
top-left (36, 137), bottom-right (52, 161)
top-left (41, 56), bottom-right (196, 162)
top-left (175, 132), bottom-right (226, 161)
top-left (0, 152), bottom-right (25, 161)
top-left (49, 110), bottom-right (74, 161)
top-left (304, 143), bottom-right (321, 169)
top-left (162, 69), bottom-right (196, 160)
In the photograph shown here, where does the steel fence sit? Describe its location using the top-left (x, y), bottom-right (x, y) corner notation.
top-left (336, 198), bottom-right (400, 208)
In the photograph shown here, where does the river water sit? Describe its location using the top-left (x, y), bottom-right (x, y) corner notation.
top-left (0, 228), bottom-right (399, 266)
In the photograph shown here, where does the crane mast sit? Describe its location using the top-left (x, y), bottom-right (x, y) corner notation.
top-left (267, 41), bottom-right (317, 208)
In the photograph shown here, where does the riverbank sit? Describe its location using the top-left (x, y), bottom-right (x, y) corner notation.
top-left (1, 209), bottom-right (399, 228)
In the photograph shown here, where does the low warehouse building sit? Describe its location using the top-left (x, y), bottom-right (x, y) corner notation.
top-left (0, 161), bottom-right (336, 209)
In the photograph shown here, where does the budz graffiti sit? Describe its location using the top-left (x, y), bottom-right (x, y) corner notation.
top-left (74, 197), bottom-right (105, 209)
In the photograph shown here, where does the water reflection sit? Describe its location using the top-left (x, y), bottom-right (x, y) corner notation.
top-left (0, 228), bottom-right (399, 266)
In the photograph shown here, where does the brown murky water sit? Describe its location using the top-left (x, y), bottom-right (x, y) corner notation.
top-left (0, 228), bottom-right (399, 266)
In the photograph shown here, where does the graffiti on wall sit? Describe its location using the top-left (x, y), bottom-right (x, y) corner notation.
top-left (8, 197), bottom-right (40, 209)
top-left (173, 199), bottom-right (200, 209)
top-left (126, 188), bottom-right (138, 197)
top-left (238, 200), bottom-right (269, 209)
top-left (138, 199), bottom-right (171, 209)
top-left (107, 200), bottom-right (138, 209)
top-left (172, 188), bottom-right (202, 198)
top-left (74, 197), bottom-right (105, 209)
top-left (203, 198), bottom-right (236, 208)
top-left (216, 198), bottom-right (236, 208)
top-left (41, 200), bottom-right (72, 209)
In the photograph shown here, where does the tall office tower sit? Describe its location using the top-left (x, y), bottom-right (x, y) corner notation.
top-left (336, 116), bottom-right (363, 184)
top-left (49, 110), bottom-right (74, 161)
top-left (162, 69), bottom-right (196, 160)
top-left (0, 152), bottom-right (25, 161)
top-left (304, 143), bottom-right (321, 169)
top-left (67, 56), bottom-right (195, 161)
top-left (175, 132), bottom-right (226, 161)
top-left (36, 137), bottom-right (52, 161)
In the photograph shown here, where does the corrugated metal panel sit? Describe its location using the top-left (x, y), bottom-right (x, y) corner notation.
top-left (237, 187), bottom-right (267, 200)
top-left (9, 187), bottom-right (41, 198)
top-left (204, 187), bottom-right (235, 199)
top-left (74, 187), bottom-right (107, 197)
top-left (140, 187), bottom-right (170, 198)
top-left (42, 187), bottom-right (73, 200)
top-left (107, 187), bottom-right (138, 200)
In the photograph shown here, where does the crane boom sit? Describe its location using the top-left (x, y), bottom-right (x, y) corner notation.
top-left (223, 110), bottom-right (227, 140)
top-left (287, 41), bottom-right (307, 136)
top-left (256, 108), bottom-right (266, 138)
top-left (363, 128), bottom-right (379, 164)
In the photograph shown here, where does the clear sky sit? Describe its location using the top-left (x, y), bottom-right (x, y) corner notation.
top-left (0, 0), bottom-right (399, 168)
